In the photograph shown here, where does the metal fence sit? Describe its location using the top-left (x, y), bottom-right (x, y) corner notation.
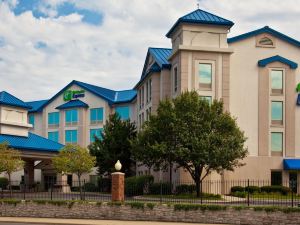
top-left (1, 179), bottom-right (300, 207)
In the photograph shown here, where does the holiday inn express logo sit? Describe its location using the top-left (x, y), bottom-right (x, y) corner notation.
top-left (63, 90), bottom-right (85, 101)
top-left (297, 83), bottom-right (300, 106)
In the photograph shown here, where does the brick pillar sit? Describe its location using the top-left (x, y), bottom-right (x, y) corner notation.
top-left (111, 172), bottom-right (125, 201)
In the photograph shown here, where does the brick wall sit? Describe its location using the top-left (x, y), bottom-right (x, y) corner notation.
top-left (0, 201), bottom-right (300, 225)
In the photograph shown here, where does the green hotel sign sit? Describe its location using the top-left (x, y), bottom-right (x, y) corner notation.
top-left (63, 90), bottom-right (85, 101)
top-left (297, 83), bottom-right (300, 106)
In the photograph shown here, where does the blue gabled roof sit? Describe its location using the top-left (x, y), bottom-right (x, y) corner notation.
top-left (56, 99), bottom-right (89, 110)
top-left (228, 26), bottom-right (300, 48)
top-left (0, 91), bottom-right (31, 109)
top-left (26, 99), bottom-right (48, 113)
top-left (258, 55), bottom-right (298, 69)
top-left (283, 159), bottom-right (300, 170)
top-left (0, 132), bottom-right (63, 152)
top-left (115, 90), bottom-right (138, 103)
top-left (166, 9), bottom-right (234, 38)
top-left (135, 48), bottom-right (172, 88)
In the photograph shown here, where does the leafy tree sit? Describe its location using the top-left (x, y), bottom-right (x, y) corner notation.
top-left (0, 143), bottom-right (24, 196)
top-left (89, 113), bottom-right (137, 177)
top-left (52, 144), bottom-right (96, 199)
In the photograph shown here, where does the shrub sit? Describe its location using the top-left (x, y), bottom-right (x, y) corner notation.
top-left (0, 177), bottom-right (8, 190)
top-left (97, 178), bottom-right (111, 193)
top-left (245, 186), bottom-right (260, 194)
top-left (231, 191), bottom-right (246, 198)
top-left (83, 182), bottom-right (97, 192)
top-left (261, 186), bottom-right (291, 195)
top-left (175, 184), bottom-right (196, 194)
top-left (149, 182), bottom-right (172, 195)
top-left (125, 175), bottom-right (154, 197)
top-left (231, 186), bottom-right (245, 193)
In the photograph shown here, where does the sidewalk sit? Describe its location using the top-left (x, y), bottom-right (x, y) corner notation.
top-left (0, 217), bottom-right (230, 225)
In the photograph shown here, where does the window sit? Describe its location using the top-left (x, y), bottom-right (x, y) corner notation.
top-left (115, 106), bottom-right (130, 120)
top-left (259, 37), bottom-right (273, 46)
top-left (149, 79), bottom-right (152, 101)
top-left (174, 67), bottom-right (178, 92)
top-left (48, 131), bottom-right (59, 143)
top-left (271, 132), bottom-right (283, 152)
top-left (141, 112), bottom-right (144, 124)
top-left (146, 80), bottom-right (149, 103)
top-left (28, 114), bottom-right (34, 127)
top-left (271, 101), bottom-right (283, 125)
top-left (65, 109), bottom-right (78, 126)
top-left (90, 128), bottom-right (103, 143)
top-left (200, 96), bottom-right (212, 105)
top-left (48, 112), bottom-right (59, 127)
top-left (271, 171), bottom-right (282, 186)
top-left (141, 86), bottom-right (144, 108)
top-left (65, 130), bottom-right (77, 144)
top-left (199, 63), bottom-right (212, 89)
top-left (90, 108), bottom-right (103, 124)
top-left (271, 70), bottom-right (283, 94)
top-left (139, 89), bottom-right (142, 109)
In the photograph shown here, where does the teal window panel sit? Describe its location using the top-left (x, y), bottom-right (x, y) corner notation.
top-left (65, 130), bottom-right (78, 144)
top-left (271, 132), bottom-right (283, 152)
top-left (271, 70), bottom-right (283, 90)
top-left (48, 112), bottom-right (59, 125)
top-left (48, 131), bottom-right (59, 143)
top-left (90, 128), bottom-right (103, 143)
top-left (90, 108), bottom-right (103, 123)
top-left (65, 109), bottom-right (78, 123)
top-left (115, 106), bottom-right (130, 120)
top-left (29, 114), bottom-right (35, 127)
top-left (199, 63), bottom-right (212, 84)
top-left (271, 101), bottom-right (283, 121)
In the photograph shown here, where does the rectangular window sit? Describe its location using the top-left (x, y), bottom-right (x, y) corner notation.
top-left (174, 67), bottom-right (178, 92)
top-left (28, 114), bottom-right (34, 127)
top-left (146, 81), bottom-right (149, 103)
top-left (149, 79), bottom-right (152, 101)
top-left (90, 128), bottom-right (103, 143)
top-left (90, 108), bottom-right (103, 124)
top-left (271, 171), bottom-right (282, 186)
top-left (65, 109), bottom-right (78, 126)
top-left (271, 101), bottom-right (283, 125)
top-left (48, 131), bottom-right (59, 143)
top-left (200, 96), bottom-right (212, 105)
top-left (141, 86), bottom-right (144, 108)
top-left (115, 106), bottom-right (130, 120)
top-left (199, 63), bottom-right (212, 89)
top-left (139, 89), bottom-right (142, 109)
top-left (271, 132), bottom-right (283, 152)
top-left (65, 130), bottom-right (77, 144)
top-left (271, 70), bottom-right (283, 94)
top-left (48, 112), bottom-right (59, 127)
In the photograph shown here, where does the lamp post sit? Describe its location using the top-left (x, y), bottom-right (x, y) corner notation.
top-left (111, 160), bottom-right (125, 202)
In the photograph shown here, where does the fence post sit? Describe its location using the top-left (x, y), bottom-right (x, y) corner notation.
top-left (83, 180), bottom-right (86, 201)
top-left (200, 181), bottom-right (203, 204)
top-left (50, 183), bottom-right (53, 201)
top-left (160, 181), bottom-right (162, 204)
top-left (291, 181), bottom-right (294, 208)
top-left (247, 179), bottom-right (250, 206)
top-left (23, 184), bottom-right (26, 200)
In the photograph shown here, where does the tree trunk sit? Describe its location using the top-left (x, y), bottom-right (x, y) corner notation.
top-left (78, 175), bottom-right (82, 200)
top-left (196, 179), bottom-right (200, 198)
top-left (169, 163), bottom-right (173, 183)
top-left (8, 173), bottom-right (12, 198)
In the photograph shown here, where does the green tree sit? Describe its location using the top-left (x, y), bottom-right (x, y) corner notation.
top-left (89, 113), bottom-right (137, 176)
top-left (0, 143), bottom-right (24, 196)
top-left (52, 144), bottom-right (96, 199)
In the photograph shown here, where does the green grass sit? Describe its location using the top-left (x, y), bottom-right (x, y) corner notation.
top-left (143, 193), bottom-right (222, 200)
top-left (231, 192), bottom-right (300, 199)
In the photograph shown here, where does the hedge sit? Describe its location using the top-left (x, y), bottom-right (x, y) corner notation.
top-left (245, 186), bottom-right (260, 194)
top-left (175, 184), bottom-right (196, 194)
top-left (149, 182), bottom-right (172, 195)
top-left (260, 186), bottom-right (291, 195)
top-left (125, 175), bottom-right (154, 197)
top-left (231, 186), bottom-right (245, 193)
top-left (0, 177), bottom-right (8, 190)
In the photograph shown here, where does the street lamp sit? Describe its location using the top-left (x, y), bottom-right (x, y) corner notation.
top-left (115, 160), bottom-right (122, 171)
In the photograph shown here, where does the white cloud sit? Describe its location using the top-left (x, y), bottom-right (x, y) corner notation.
top-left (1, 0), bottom-right (300, 101)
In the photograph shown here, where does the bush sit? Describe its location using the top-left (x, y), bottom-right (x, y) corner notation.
top-left (231, 191), bottom-right (246, 198)
top-left (149, 182), bottom-right (172, 195)
top-left (261, 185), bottom-right (291, 195)
top-left (175, 184), bottom-right (196, 194)
top-left (83, 182), bottom-right (97, 192)
top-left (125, 175), bottom-right (154, 197)
top-left (0, 177), bottom-right (8, 190)
top-left (231, 186), bottom-right (245, 193)
top-left (245, 186), bottom-right (260, 194)
top-left (97, 178), bottom-right (111, 193)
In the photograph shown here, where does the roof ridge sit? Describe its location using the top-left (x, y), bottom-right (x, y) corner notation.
top-left (26, 99), bottom-right (48, 103)
top-left (182, 8), bottom-right (232, 22)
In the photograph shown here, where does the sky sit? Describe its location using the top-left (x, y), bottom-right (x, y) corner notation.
top-left (1, 0), bottom-right (300, 101)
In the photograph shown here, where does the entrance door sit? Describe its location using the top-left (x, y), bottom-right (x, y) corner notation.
top-left (289, 172), bottom-right (298, 193)
top-left (44, 175), bottom-right (57, 190)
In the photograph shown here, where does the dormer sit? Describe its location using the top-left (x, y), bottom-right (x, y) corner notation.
top-left (166, 9), bottom-right (234, 51)
top-left (0, 91), bottom-right (32, 137)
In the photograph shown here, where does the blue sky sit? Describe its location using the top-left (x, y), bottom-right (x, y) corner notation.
top-left (1, 0), bottom-right (300, 100)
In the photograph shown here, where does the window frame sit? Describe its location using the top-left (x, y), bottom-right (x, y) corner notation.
top-left (48, 112), bottom-right (60, 128)
top-left (90, 108), bottom-right (104, 124)
top-left (48, 131), bottom-right (59, 143)
top-left (28, 114), bottom-right (35, 127)
top-left (115, 106), bottom-right (130, 120)
top-left (271, 132), bottom-right (283, 153)
top-left (198, 63), bottom-right (213, 89)
top-left (65, 109), bottom-right (78, 126)
top-left (270, 69), bottom-right (284, 95)
top-left (90, 128), bottom-right (103, 143)
top-left (173, 66), bottom-right (178, 93)
top-left (271, 101), bottom-right (283, 125)
top-left (65, 129), bottom-right (78, 144)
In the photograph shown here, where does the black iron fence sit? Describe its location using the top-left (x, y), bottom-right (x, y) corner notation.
top-left (1, 179), bottom-right (300, 207)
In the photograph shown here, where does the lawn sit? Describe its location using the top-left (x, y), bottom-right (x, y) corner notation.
top-left (231, 192), bottom-right (300, 199)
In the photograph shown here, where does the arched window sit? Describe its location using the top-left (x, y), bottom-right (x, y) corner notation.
top-left (259, 37), bottom-right (274, 46)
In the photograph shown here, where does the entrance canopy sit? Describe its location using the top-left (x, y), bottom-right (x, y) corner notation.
top-left (283, 159), bottom-right (300, 170)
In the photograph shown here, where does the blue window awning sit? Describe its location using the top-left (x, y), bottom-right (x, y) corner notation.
top-left (283, 159), bottom-right (300, 170)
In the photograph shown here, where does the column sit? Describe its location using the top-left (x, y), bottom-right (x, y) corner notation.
top-left (24, 160), bottom-right (35, 188)
top-left (111, 172), bottom-right (125, 201)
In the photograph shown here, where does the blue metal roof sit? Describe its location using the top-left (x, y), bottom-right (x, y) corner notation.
top-left (166, 9), bottom-right (234, 38)
top-left (135, 48), bottom-right (172, 88)
top-left (283, 159), bottom-right (300, 170)
top-left (258, 55), bottom-right (298, 69)
top-left (56, 99), bottom-right (89, 110)
top-left (0, 91), bottom-right (31, 109)
top-left (228, 26), bottom-right (300, 48)
top-left (0, 132), bottom-right (63, 152)
top-left (26, 99), bottom-right (48, 113)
